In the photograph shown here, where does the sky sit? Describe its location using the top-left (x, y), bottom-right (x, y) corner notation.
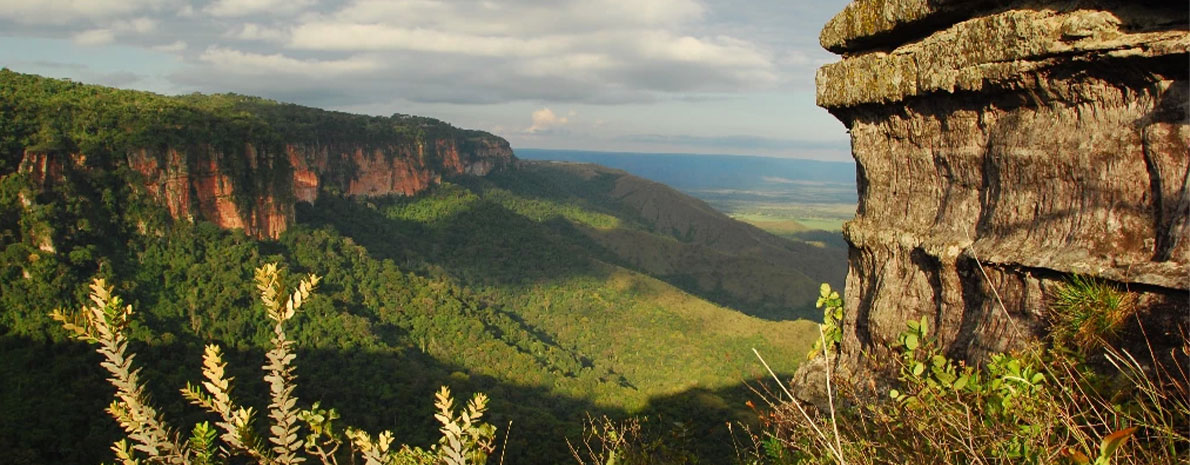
top-left (0, 0), bottom-right (854, 161)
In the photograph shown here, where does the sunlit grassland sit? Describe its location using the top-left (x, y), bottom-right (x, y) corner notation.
top-left (688, 186), bottom-right (856, 234)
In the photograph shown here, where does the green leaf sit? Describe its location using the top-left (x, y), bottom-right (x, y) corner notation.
top-left (953, 374), bottom-right (969, 391)
top-left (904, 334), bottom-right (919, 351)
top-left (889, 389), bottom-right (900, 399)
top-left (919, 316), bottom-right (929, 337)
top-left (912, 362), bottom-right (925, 377)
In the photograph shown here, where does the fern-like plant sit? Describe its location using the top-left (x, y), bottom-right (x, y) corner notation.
top-left (1048, 274), bottom-right (1136, 353)
top-left (54, 264), bottom-right (498, 465)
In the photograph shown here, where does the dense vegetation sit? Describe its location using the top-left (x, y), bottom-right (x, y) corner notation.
top-left (0, 71), bottom-right (827, 464)
top-left (748, 279), bottom-right (1189, 465)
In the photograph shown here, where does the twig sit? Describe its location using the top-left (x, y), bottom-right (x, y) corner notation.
top-left (752, 348), bottom-right (847, 464)
top-left (498, 420), bottom-right (511, 465)
top-left (819, 326), bottom-right (845, 461)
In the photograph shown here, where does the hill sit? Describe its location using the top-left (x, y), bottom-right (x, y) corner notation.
top-left (490, 161), bottom-right (846, 321)
top-left (517, 148), bottom-right (858, 239)
top-left (0, 72), bottom-right (823, 463)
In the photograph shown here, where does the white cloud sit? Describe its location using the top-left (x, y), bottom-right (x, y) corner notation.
top-left (152, 40), bottom-right (187, 53)
top-left (205, 0), bottom-right (314, 17)
top-left (73, 29), bottom-right (116, 45)
top-left (527, 108), bottom-right (572, 133)
top-left (228, 23), bottom-right (289, 41)
top-left (289, 22), bottom-right (565, 56)
top-left (198, 46), bottom-right (379, 76)
top-left (0, 0), bottom-right (175, 25)
top-left (112, 17), bottom-right (157, 34)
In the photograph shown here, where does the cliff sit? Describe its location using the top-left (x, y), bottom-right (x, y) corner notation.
top-left (808, 0), bottom-right (1188, 383)
top-left (4, 71), bottom-right (515, 239)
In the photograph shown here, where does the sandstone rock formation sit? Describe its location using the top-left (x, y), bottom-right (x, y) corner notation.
top-left (21, 130), bottom-right (514, 240)
top-left (811, 0), bottom-right (1188, 381)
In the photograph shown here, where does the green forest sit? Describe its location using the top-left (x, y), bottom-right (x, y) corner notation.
top-left (0, 71), bottom-right (827, 464)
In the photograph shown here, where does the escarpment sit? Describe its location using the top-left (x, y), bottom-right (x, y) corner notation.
top-left (4, 71), bottom-right (515, 239)
top-left (811, 0), bottom-right (1188, 381)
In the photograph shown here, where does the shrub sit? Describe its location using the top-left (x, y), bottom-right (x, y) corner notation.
top-left (1048, 275), bottom-right (1136, 353)
top-left (743, 282), bottom-right (1188, 465)
top-left (51, 263), bottom-right (497, 465)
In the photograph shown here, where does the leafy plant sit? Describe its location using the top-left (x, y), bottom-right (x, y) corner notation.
top-left (742, 283), bottom-right (1189, 465)
top-left (52, 264), bottom-right (497, 465)
top-left (805, 284), bottom-right (842, 360)
top-left (566, 415), bottom-right (698, 465)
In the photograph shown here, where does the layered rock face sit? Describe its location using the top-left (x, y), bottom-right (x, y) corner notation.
top-left (815, 0), bottom-right (1188, 374)
top-left (121, 137), bottom-right (514, 239)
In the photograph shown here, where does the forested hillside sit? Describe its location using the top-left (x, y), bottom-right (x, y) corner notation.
top-left (0, 72), bottom-right (825, 464)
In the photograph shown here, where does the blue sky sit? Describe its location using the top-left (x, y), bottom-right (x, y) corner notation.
top-left (0, 0), bottom-right (853, 161)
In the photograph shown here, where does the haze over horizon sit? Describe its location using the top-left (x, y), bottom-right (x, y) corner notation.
top-left (0, 0), bottom-right (853, 161)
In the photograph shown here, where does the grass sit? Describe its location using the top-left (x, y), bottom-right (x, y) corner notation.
top-left (717, 204), bottom-right (854, 233)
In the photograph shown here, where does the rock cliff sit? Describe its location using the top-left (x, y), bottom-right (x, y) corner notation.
top-left (811, 0), bottom-right (1188, 380)
top-left (6, 72), bottom-right (515, 240)
top-left (22, 136), bottom-right (513, 240)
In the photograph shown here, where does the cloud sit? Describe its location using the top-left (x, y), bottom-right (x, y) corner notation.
top-left (288, 22), bottom-right (565, 56)
top-left (0, 0), bottom-right (176, 25)
top-left (197, 47), bottom-right (379, 76)
top-left (527, 108), bottom-right (572, 133)
top-left (227, 23), bottom-right (289, 41)
top-left (205, 0), bottom-right (314, 17)
top-left (0, 0), bottom-right (847, 109)
top-left (73, 29), bottom-right (115, 45)
top-left (152, 40), bottom-right (187, 53)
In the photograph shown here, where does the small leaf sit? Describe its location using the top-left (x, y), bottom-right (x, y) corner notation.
top-left (912, 362), bottom-right (925, 377)
top-left (904, 334), bottom-right (919, 351)
top-left (954, 374), bottom-right (969, 391)
top-left (1099, 426), bottom-right (1137, 458)
top-left (1059, 447), bottom-right (1090, 465)
top-left (889, 389), bottom-right (900, 399)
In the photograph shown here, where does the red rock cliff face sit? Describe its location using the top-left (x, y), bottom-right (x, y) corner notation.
top-left (127, 145), bottom-right (294, 240)
top-left (120, 135), bottom-right (514, 239)
top-left (286, 137), bottom-right (514, 199)
top-left (795, 0), bottom-right (1188, 395)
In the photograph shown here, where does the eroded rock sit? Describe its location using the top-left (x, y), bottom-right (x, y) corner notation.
top-left (808, 0), bottom-right (1188, 381)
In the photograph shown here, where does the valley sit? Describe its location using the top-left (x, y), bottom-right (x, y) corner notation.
top-left (516, 148), bottom-right (857, 258)
top-left (0, 71), bottom-right (845, 464)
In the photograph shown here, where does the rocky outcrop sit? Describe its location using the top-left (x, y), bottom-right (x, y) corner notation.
top-left (812, 0), bottom-right (1188, 379)
top-left (120, 136), bottom-right (514, 239)
top-left (4, 71), bottom-right (516, 241)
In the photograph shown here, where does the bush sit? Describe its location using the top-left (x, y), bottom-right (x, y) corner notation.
top-left (743, 281), bottom-right (1189, 465)
top-left (52, 263), bottom-right (497, 465)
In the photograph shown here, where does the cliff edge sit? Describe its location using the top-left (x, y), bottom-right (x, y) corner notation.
top-left (3, 71), bottom-right (515, 239)
top-left (808, 0), bottom-right (1187, 385)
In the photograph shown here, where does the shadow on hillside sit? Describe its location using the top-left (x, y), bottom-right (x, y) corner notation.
top-left (297, 191), bottom-right (612, 288)
top-left (1, 334), bottom-right (795, 465)
top-left (296, 175), bottom-right (841, 323)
